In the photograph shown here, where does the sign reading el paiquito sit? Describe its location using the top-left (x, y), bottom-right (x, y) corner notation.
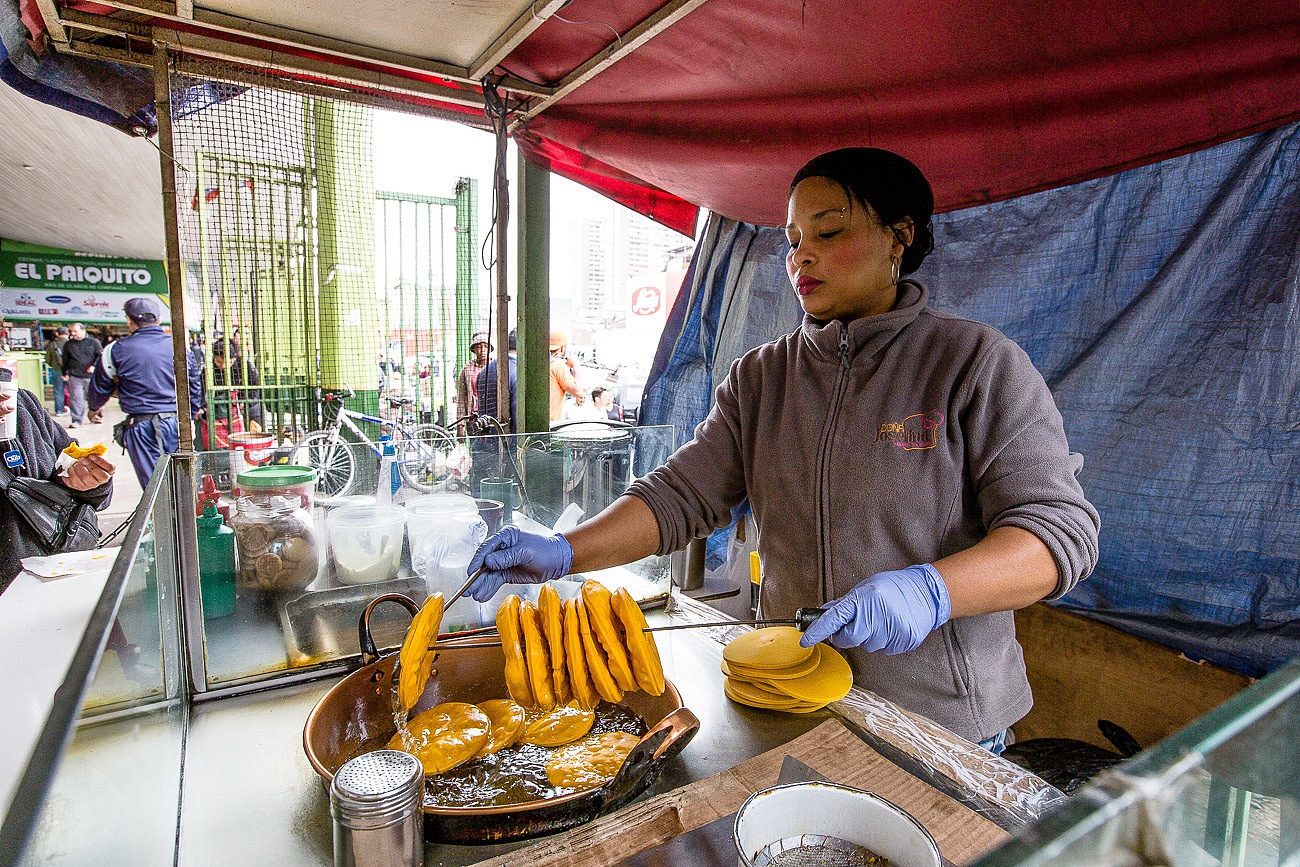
top-left (0, 250), bottom-right (170, 324)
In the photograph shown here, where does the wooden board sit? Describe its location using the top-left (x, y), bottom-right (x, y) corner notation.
top-left (1015, 604), bottom-right (1252, 750)
top-left (475, 718), bottom-right (1009, 867)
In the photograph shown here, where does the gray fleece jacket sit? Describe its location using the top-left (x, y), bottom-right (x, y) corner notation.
top-left (628, 281), bottom-right (1100, 741)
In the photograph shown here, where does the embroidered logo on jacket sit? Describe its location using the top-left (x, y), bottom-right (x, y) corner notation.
top-left (876, 409), bottom-right (945, 450)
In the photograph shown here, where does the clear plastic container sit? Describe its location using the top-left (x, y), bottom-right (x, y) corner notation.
top-left (327, 504), bottom-right (405, 585)
top-left (403, 494), bottom-right (488, 630)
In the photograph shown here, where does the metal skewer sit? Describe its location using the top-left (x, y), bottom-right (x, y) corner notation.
top-left (639, 607), bottom-right (825, 633)
top-left (444, 565), bottom-right (485, 609)
top-left (432, 606), bottom-right (826, 649)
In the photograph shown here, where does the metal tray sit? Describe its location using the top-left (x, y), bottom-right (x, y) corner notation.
top-left (278, 576), bottom-right (427, 664)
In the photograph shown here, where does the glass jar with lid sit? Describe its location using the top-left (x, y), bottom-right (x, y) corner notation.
top-left (230, 466), bottom-right (320, 593)
top-left (235, 464), bottom-right (317, 512)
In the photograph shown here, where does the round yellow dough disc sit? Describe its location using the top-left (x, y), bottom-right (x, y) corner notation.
top-left (563, 597), bottom-right (600, 710)
top-left (521, 701), bottom-right (596, 747)
top-left (581, 580), bottom-right (638, 692)
top-left (398, 593), bottom-right (445, 710)
top-left (765, 643), bottom-right (853, 705)
top-left (537, 583), bottom-right (570, 705)
top-left (495, 595), bottom-right (535, 707)
top-left (519, 600), bottom-right (557, 710)
top-left (723, 673), bottom-right (792, 701)
top-left (577, 597), bottom-right (623, 703)
top-left (388, 701), bottom-right (491, 775)
top-left (544, 731), bottom-right (641, 791)
top-left (723, 677), bottom-right (804, 709)
top-left (720, 651), bottom-right (821, 681)
top-left (475, 698), bottom-right (527, 757)
top-left (722, 626), bottom-right (815, 670)
top-left (611, 587), bottom-right (665, 696)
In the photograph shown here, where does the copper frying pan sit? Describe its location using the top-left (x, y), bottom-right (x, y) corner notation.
top-left (302, 593), bottom-right (700, 844)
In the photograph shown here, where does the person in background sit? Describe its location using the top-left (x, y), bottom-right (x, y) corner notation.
top-left (210, 337), bottom-right (263, 432)
top-left (44, 326), bottom-right (69, 416)
top-left (0, 362), bottom-right (114, 592)
top-left (88, 298), bottom-right (193, 487)
top-left (61, 322), bottom-right (102, 429)
top-left (456, 332), bottom-right (491, 435)
top-left (591, 387), bottom-right (623, 421)
top-left (477, 329), bottom-right (517, 433)
top-left (464, 148), bottom-right (1100, 753)
top-left (548, 331), bottom-right (585, 422)
top-left (471, 329), bottom-right (518, 495)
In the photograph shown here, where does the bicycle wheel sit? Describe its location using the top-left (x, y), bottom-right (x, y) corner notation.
top-left (293, 430), bottom-right (356, 501)
top-left (396, 424), bottom-right (466, 493)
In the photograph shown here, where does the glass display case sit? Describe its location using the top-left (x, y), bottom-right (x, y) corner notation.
top-left (971, 658), bottom-right (1300, 867)
top-left (4, 422), bottom-right (1298, 866)
top-left (186, 423), bottom-right (678, 693)
top-left (7, 461), bottom-right (186, 865)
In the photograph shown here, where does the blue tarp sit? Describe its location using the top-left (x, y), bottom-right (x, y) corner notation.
top-left (1, 1), bottom-right (244, 135)
top-left (641, 122), bottom-right (1300, 677)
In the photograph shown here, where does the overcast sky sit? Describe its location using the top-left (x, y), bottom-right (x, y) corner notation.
top-left (373, 108), bottom-right (618, 300)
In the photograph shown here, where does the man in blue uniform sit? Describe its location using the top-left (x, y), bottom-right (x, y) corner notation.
top-left (89, 297), bottom-right (195, 487)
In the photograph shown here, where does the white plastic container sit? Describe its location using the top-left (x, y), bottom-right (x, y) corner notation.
top-left (327, 504), bottom-right (406, 585)
top-left (403, 494), bottom-right (488, 629)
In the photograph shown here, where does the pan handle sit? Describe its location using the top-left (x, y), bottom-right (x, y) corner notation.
top-left (640, 706), bottom-right (700, 766)
top-left (599, 706), bottom-right (701, 809)
top-left (358, 593), bottom-right (420, 665)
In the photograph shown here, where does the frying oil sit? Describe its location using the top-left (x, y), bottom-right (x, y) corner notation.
top-left (354, 702), bottom-right (647, 808)
top-left (390, 662), bottom-right (417, 753)
top-left (424, 702), bottom-right (646, 807)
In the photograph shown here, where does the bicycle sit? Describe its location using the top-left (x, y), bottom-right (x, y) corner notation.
top-left (291, 387), bottom-right (465, 501)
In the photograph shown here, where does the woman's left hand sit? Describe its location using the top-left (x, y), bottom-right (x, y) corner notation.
top-left (800, 563), bottom-right (951, 654)
top-left (63, 454), bottom-right (115, 491)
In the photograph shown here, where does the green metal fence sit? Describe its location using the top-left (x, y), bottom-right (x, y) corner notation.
top-left (375, 181), bottom-right (479, 429)
top-left (173, 61), bottom-right (482, 450)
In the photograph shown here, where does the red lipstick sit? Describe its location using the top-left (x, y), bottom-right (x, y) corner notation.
top-left (796, 275), bottom-right (822, 296)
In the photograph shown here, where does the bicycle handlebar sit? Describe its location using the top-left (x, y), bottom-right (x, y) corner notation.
top-left (321, 385), bottom-right (357, 404)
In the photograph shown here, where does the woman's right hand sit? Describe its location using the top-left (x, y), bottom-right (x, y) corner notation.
top-left (466, 527), bottom-right (574, 601)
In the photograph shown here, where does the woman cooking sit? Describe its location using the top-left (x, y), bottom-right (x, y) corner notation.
top-left (466, 148), bottom-right (1100, 752)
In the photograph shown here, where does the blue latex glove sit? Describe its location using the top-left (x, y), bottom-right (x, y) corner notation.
top-left (465, 526), bottom-right (574, 602)
top-left (799, 564), bottom-right (951, 654)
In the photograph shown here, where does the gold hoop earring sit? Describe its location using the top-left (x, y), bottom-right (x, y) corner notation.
top-left (891, 257), bottom-right (900, 284)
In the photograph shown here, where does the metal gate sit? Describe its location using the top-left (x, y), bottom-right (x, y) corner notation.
top-left (375, 181), bottom-right (479, 429)
top-left (194, 151), bottom-right (318, 447)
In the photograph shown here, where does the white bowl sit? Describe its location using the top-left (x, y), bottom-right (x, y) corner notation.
top-left (733, 781), bottom-right (942, 867)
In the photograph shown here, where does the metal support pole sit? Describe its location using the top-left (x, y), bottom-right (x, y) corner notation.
top-left (517, 152), bottom-right (550, 433)
top-left (493, 134), bottom-right (511, 429)
top-left (153, 40), bottom-right (194, 452)
top-left (154, 40), bottom-right (204, 694)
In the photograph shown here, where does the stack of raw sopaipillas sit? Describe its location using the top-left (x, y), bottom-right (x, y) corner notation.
top-left (721, 626), bottom-right (852, 712)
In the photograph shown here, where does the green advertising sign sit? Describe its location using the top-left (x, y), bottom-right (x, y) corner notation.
top-left (0, 250), bottom-right (169, 324)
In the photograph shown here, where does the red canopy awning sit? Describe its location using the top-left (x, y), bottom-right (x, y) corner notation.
top-left (17, 1), bottom-right (1300, 235)
top-left (508, 0), bottom-right (1300, 229)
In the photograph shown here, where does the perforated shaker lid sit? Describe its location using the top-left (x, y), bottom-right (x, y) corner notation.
top-left (329, 749), bottom-right (423, 827)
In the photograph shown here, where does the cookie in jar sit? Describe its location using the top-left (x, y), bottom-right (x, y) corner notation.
top-left (230, 466), bottom-right (320, 593)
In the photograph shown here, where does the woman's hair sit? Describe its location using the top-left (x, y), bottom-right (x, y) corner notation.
top-left (790, 148), bottom-right (935, 276)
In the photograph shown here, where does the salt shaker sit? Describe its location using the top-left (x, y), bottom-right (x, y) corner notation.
top-left (329, 749), bottom-right (423, 867)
